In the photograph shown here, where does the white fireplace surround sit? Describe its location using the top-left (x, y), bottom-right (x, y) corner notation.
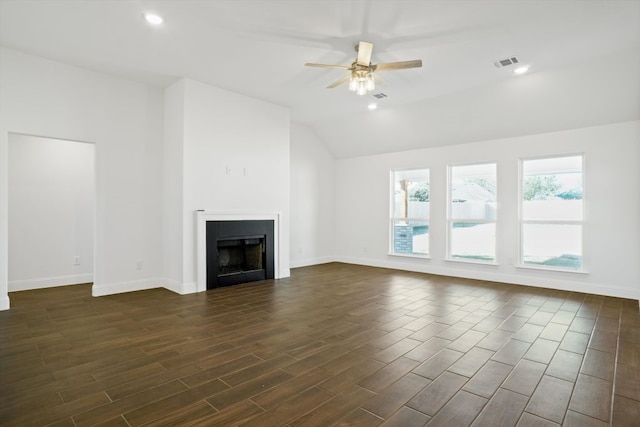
top-left (196, 211), bottom-right (281, 292)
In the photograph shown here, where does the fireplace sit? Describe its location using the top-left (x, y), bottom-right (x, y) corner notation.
top-left (206, 219), bottom-right (274, 289)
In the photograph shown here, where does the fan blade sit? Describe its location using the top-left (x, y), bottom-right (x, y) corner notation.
top-left (356, 41), bottom-right (373, 66)
top-left (305, 63), bottom-right (351, 70)
top-left (374, 60), bottom-right (423, 71)
top-left (326, 74), bottom-right (351, 89)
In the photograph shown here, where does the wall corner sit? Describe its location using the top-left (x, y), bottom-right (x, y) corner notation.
top-left (0, 294), bottom-right (9, 311)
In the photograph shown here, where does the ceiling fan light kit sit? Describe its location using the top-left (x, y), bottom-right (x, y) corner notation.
top-left (305, 41), bottom-right (422, 96)
top-left (349, 70), bottom-right (375, 95)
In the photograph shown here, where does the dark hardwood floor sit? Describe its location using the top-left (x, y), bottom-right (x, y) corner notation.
top-left (1, 263), bottom-right (639, 426)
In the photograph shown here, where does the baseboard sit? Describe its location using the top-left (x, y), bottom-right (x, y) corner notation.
top-left (278, 267), bottom-right (291, 279)
top-left (0, 294), bottom-right (10, 311)
top-left (92, 278), bottom-right (163, 297)
top-left (336, 256), bottom-right (640, 301)
top-left (9, 274), bottom-right (93, 292)
top-left (163, 279), bottom-right (197, 295)
top-left (290, 256), bottom-right (336, 269)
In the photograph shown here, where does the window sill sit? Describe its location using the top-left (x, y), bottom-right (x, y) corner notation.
top-left (388, 253), bottom-right (430, 260)
top-left (444, 258), bottom-right (498, 266)
top-left (516, 264), bottom-right (589, 274)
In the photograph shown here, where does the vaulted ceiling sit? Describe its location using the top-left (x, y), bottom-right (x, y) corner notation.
top-left (1, 0), bottom-right (639, 158)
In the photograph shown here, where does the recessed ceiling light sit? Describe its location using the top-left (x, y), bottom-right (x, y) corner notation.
top-left (368, 103), bottom-right (378, 110)
top-left (513, 66), bottom-right (529, 75)
top-left (144, 13), bottom-right (164, 25)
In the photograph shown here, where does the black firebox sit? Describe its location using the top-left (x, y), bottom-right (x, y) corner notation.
top-left (206, 220), bottom-right (274, 289)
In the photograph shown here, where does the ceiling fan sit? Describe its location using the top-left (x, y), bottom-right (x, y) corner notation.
top-left (305, 41), bottom-right (422, 95)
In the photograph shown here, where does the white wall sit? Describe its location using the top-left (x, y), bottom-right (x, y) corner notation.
top-left (8, 134), bottom-right (94, 290)
top-left (162, 80), bottom-right (186, 292)
top-left (290, 123), bottom-right (336, 268)
top-left (163, 78), bottom-right (291, 292)
top-left (0, 47), bottom-right (165, 307)
top-left (335, 121), bottom-right (640, 300)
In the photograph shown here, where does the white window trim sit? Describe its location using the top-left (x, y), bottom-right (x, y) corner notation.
top-left (444, 258), bottom-right (499, 266)
top-left (388, 252), bottom-right (431, 260)
top-left (515, 263), bottom-right (588, 274)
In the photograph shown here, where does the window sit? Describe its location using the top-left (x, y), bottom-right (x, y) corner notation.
top-left (520, 155), bottom-right (583, 270)
top-left (390, 169), bottom-right (429, 256)
top-left (447, 163), bottom-right (497, 263)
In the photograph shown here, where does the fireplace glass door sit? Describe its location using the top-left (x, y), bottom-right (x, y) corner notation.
top-left (217, 236), bottom-right (265, 277)
top-left (206, 220), bottom-right (274, 289)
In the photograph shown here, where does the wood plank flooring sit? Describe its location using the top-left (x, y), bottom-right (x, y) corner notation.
top-left (1, 263), bottom-right (639, 426)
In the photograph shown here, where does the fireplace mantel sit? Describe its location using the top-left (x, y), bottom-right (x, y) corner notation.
top-left (196, 211), bottom-right (281, 292)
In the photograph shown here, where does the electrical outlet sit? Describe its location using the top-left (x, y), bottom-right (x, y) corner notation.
top-left (136, 261), bottom-right (143, 270)
top-left (73, 256), bottom-right (80, 265)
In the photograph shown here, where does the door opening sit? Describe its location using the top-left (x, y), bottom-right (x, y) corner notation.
top-left (7, 133), bottom-right (96, 292)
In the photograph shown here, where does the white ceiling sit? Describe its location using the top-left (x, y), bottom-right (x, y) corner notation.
top-left (1, 0), bottom-right (639, 157)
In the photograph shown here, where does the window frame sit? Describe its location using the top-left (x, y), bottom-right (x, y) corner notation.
top-left (389, 168), bottom-right (430, 258)
top-left (446, 161), bottom-right (498, 265)
top-left (518, 153), bottom-right (586, 273)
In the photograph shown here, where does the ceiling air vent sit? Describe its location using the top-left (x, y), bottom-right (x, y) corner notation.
top-left (372, 92), bottom-right (388, 99)
top-left (493, 56), bottom-right (519, 68)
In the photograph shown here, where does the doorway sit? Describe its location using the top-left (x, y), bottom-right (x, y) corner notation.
top-left (8, 133), bottom-right (95, 291)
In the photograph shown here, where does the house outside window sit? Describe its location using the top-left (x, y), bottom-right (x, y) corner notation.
top-left (390, 169), bottom-right (429, 257)
top-left (520, 155), bottom-right (584, 270)
top-left (447, 162), bottom-right (497, 263)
